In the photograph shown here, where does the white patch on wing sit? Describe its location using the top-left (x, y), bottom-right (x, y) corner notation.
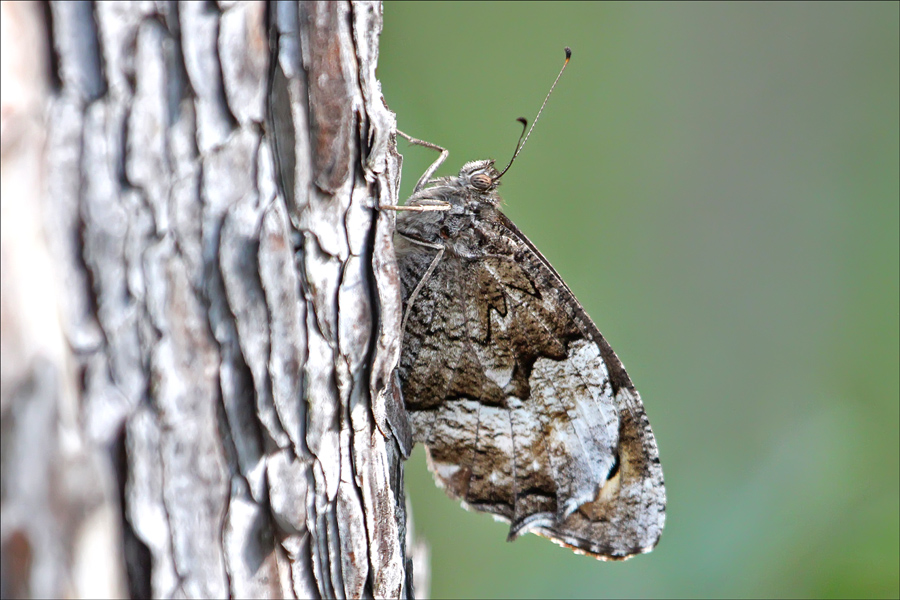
top-left (528, 339), bottom-right (619, 515)
top-left (479, 405), bottom-right (514, 457)
top-left (433, 462), bottom-right (461, 481)
top-left (484, 364), bottom-right (514, 389)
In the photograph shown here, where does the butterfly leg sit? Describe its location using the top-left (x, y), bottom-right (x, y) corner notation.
top-left (397, 232), bottom-right (445, 340)
top-left (381, 202), bottom-right (450, 213)
top-left (397, 130), bottom-right (449, 193)
top-left (381, 131), bottom-right (452, 212)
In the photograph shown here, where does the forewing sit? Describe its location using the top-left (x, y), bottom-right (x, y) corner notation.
top-left (396, 214), bottom-right (665, 560)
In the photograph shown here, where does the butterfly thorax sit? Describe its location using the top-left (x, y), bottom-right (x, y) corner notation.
top-left (396, 160), bottom-right (505, 257)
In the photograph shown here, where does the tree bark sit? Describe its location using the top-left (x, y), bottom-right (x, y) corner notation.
top-left (0, 1), bottom-right (417, 598)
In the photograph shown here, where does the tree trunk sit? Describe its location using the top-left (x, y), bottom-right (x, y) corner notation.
top-left (0, 1), bottom-right (418, 598)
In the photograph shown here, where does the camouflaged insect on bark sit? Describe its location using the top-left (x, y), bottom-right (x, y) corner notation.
top-left (394, 157), bottom-right (666, 560)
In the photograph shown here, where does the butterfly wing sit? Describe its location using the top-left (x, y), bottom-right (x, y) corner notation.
top-left (395, 209), bottom-right (665, 560)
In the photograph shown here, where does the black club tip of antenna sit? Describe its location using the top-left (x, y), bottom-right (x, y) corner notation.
top-left (565, 47), bottom-right (572, 59)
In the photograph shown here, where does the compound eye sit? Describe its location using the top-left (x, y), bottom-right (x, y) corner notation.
top-left (471, 173), bottom-right (493, 190)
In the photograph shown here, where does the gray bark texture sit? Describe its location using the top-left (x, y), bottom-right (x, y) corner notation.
top-left (0, 1), bottom-right (419, 598)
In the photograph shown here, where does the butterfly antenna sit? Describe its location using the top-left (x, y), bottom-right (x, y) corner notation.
top-left (497, 47), bottom-right (571, 180)
top-left (509, 117), bottom-right (529, 163)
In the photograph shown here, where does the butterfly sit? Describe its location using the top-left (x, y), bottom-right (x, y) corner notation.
top-left (390, 49), bottom-right (666, 560)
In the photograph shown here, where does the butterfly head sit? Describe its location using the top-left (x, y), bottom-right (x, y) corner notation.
top-left (458, 160), bottom-right (501, 194)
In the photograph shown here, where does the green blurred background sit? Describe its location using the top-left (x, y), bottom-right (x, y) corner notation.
top-left (378, 3), bottom-right (899, 598)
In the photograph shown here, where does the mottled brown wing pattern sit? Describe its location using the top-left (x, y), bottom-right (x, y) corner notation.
top-left (395, 206), bottom-right (666, 560)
